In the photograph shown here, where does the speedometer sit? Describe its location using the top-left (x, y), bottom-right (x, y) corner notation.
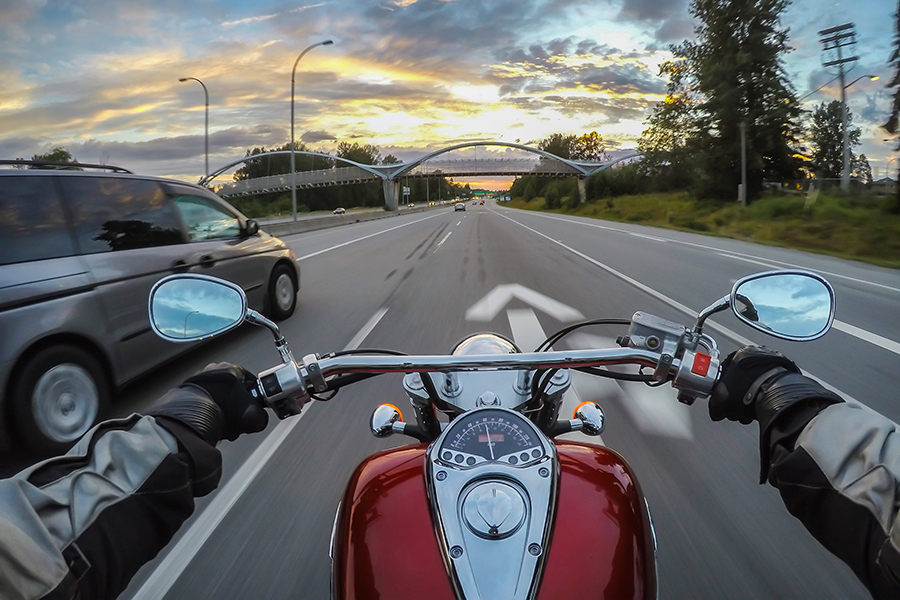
top-left (445, 410), bottom-right (537, 462)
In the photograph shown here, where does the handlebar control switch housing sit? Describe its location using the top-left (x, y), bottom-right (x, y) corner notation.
top-left (672, 349), bottom-right (720, 405)
top-left (257, 362), bottom-right (309, 418)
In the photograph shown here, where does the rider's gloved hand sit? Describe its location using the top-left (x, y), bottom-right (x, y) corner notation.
top-left (149, 363), bottom-right (269, 444)
top-left (708, 345), bottom-right (800, 424)
top-left (710, 345), bottom-right (843, 483)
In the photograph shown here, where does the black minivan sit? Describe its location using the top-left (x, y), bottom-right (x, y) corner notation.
top-left (0, 162), bottom-right (300, 453)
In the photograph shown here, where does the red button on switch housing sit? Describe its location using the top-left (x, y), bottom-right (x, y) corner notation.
top-left (691, 353), bottom-right (712, 376)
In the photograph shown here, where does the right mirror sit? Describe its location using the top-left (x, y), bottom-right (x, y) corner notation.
top-left (731, 271), bottom-right (835, 341)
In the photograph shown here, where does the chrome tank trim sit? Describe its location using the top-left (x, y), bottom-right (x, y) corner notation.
top-left (426, 407), bottom-right (558, 600)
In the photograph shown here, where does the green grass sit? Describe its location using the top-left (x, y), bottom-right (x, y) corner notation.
top-left (507, 192), bottom-right (900, 268)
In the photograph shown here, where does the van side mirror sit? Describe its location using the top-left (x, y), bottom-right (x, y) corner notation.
top-left (244, 219), bottom-right (259, 236)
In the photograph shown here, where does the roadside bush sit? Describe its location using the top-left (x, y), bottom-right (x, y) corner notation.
top-left (544, 183), bottom-right (561, 209)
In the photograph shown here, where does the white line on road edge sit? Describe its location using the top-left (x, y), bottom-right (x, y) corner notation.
top-left (832, 320), bottom-right (900, 357)
top-left (131, 308), bottom-right (390, 600)
top-left (497, 206), bottom-right (900, 295)
top-left (435, 231), bottom-right (453, 252)
top-left (493, 209), bottom-right (900, 355)
top-left (493, 210), bottom-right (867, 406)
top-left (296, 213), bottom-right (444, 261)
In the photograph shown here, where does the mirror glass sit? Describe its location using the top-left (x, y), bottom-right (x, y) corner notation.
top-left (732, 273), bottom-right (834, 340)
top-left (150, 276), bottom-right (246, 342)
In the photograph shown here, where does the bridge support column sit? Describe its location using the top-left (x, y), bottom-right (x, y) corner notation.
top-left (382, 179), bottom-right (399, 211)
top-left (578, 178), bottom-right (587, 204)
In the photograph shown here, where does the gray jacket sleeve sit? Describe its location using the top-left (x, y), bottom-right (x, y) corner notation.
top-left (768, 402), bottom-right (900, 599)
top-left (0, 409), bottom-right (221, 600)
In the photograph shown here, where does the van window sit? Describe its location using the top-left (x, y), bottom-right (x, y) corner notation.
top-left (0, 176), bottom-right (77, 265)
top-left (60, 177), bottom-right (184, 253)
top-left (171, 194), bottom-right (241, 241)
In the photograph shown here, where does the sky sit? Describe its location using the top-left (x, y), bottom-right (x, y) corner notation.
top-left (0, 0), bottom-right (896, 190)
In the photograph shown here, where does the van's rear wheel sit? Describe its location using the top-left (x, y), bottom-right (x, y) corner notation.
top-left (12, 345), bottom-right (109, 454)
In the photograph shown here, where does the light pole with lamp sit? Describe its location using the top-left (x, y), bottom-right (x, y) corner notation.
top-left (841, 75), bottom-right (879, 191)
top-left (291, 39), bottom-right (333, 222)
top-left (178, 77), bottom-right (209, 177)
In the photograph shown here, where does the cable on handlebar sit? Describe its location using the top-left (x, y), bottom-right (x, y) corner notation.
top-left (574, 366), bottom-right (654, 382)
top-left (534, 319), bottom-right (632, 352)
top-left (327, 348), bottom-right (409, 358)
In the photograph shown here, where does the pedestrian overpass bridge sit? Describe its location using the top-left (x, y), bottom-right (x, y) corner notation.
top-left (201, 141), bottom-right (640, 210)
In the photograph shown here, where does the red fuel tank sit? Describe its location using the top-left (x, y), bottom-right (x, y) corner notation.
top-left (331, 441), bottom-right (657, 599)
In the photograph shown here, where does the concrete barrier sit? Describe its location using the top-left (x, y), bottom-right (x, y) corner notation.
top-left (259, 205), bottom-right (445, 237)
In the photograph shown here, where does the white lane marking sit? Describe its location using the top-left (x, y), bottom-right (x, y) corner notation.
top-left (466, 284), bottom-right (585, 322)
top-left (717, 252), bottom-right (782, 270)
top-left (495, 211), bottom-right (900, 357)
top-left (344, 307), bottom-right (390, 350)
top-left (506, 309), bottom-right (604, 445)
top-left (628, 232), bottom-right (669, 242)
top-left (833, 320), bottom-right (900, 357)
top-left (494, 210), bottom-right (872, 407)
top-left (456, 220), bottom-right (462, 226)
top-left (131, 308), bottom-right (390, 600)
top-left (435, 231), bottom-right (453, 252)
top-left (296, 213), bottom-right (443, 261)
top-left (496, 206), bottom-right (900, 295)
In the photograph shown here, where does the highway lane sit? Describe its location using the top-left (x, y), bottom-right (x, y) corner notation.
top-left (106, 200), bottom-right (895, 599)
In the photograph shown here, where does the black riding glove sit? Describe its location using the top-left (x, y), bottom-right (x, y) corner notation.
top-left (709, 345), bottom-right (843, 483)
top-left (149, 363), bottom-right (269, 445)
top-left (708, 345), bottom-right (800, 424)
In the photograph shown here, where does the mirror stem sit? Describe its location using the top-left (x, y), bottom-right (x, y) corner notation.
top-left (692, 295), bottom-right (730, 334)
top-left (246, 309), bottom-right (295, 364)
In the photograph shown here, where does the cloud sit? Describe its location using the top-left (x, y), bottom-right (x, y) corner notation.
top-left (222, 13), bottom-right (279, 27)
top-left (301, 130), bottom-right (337, 143)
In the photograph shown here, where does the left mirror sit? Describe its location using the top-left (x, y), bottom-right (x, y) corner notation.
top-left (149, 274), bottom-right (247, 342)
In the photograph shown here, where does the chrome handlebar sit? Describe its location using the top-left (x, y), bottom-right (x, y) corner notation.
top-left (253, 345), bottom-right (721, 419)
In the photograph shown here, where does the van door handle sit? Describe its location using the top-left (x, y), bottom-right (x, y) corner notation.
top-left (172, 259), bottom-right (189, 273)
top-left (199, 255), bottom-right (216, 268)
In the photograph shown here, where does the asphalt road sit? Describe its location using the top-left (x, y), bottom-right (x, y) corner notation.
top-left (85, 201), bottom-right (899, 598)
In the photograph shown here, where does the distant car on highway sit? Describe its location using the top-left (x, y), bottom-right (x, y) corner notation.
top-left (455, 202), bottom-right (466, 211)
top-left (333, 207), bottom-right (346, 215)
top-left (0, 160), bottom-right (300, 453)
top-left (407, 203), bottom-right (416, 209)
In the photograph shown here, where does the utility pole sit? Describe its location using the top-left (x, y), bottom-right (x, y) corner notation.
top-left (740, 121), bottom-right (747, 207)
top-left (818, 23), bottom-right (858, 193)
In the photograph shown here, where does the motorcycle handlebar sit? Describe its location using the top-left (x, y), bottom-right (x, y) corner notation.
top-left (254, 344), bottom-right (720, 417)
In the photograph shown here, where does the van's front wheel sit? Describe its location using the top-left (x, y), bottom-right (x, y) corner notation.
top-left (12, 345), bottom-right (109, 454)
top-left (266, 264), bottom-right (297, 321)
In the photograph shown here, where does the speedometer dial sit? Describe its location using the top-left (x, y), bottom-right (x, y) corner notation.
top-left (446, 411), bottom-right (536, 461)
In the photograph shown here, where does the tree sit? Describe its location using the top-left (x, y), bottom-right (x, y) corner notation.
top-left (538, 133), bottom-right (576, 159)
top-left (336, 142), bottom-right (380, 165)
top-left (381, 154), bottom-right (401, 165)
top-left (809, 100), bottom-right (861, 179)
top-left (646, 0), bottom-right (802, 199)
top-left (639, 57), bottom-right (701, 190)
top-left (30, 146), bottom-right (80, 169)
top-left (571, 132), bottom-right (610, 161)
top-left (852, 154), bottom-right (873, 185)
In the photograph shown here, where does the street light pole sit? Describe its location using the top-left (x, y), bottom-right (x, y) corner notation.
top-left (291, 39), bottom-right (333, 222)
top-left (179, 77), bottom-right (209, 177)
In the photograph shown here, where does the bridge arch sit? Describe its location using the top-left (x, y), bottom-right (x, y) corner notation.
top-left (203, 142), bottom-right (642, 210)
top-left (386, 141), bottom-right (591, 179)
top-left (198, 150), bottom-right (388, 187)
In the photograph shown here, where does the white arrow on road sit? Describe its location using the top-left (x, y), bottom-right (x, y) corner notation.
top-left (566, 333), bottom-right (694, 440)
top-left (466, 284), bottom-right (585, 322)
top-left (506, 308), bottom-right (603, 445)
